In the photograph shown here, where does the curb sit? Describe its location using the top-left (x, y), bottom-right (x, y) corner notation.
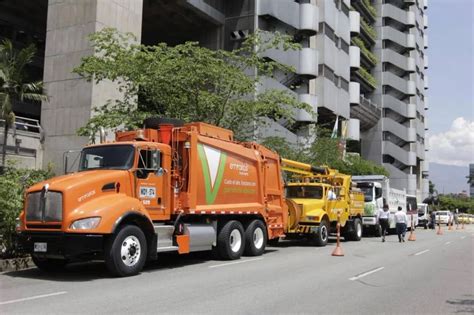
top-left (0, 257), bottom-right (34, 273)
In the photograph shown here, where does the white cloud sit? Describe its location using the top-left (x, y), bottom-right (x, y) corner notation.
top-left (428, 117), bottom-right (474, 166)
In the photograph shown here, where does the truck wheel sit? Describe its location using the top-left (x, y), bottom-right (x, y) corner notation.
top-left (244, 220), bottom-right (267, 256)
top-left (216, 220), bottom-right (245, 260)
top-left (313, 220), bottom-right (329, 247)
top-left (347, 218), bottom-right (362, 241)
top-left (105, 225), bottom-right (147, 277)
top-left (32, 255), bottom-right (68, 271)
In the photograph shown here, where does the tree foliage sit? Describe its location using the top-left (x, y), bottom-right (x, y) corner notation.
top-left (0, 39), bottom-right (48, 171)
top-left (437, 195), bottom-right (474, 214)
top-left (262, 127), bottom-right (389, 177)
top-left (0, 163), bottom-right (54, 258)
top-left (74, 28), bottom-right (312, 140)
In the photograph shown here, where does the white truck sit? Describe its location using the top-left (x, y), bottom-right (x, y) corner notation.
top-left (352, 175), bottom-right (409, 235)
top-left (417, 203), bottom-right (429, 229)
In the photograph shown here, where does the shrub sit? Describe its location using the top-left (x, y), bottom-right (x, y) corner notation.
top-left (0, 164), bottom-right (54, 258)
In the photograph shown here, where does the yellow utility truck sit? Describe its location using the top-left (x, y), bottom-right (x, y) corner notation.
top-left (281, 159), bottom-right (365, 246)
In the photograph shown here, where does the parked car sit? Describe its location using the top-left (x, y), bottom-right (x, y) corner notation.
top-left (435, 210), bottom-right (453, 225)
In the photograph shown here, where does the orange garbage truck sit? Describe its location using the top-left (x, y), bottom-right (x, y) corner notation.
top-left (17, 119), bottom-right (287, 276)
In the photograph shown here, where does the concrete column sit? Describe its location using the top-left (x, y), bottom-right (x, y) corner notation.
top-left (41, 0), bottom-right (143, 173)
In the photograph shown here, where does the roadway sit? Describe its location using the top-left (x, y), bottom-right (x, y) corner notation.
top-left (1, 226), bottom-right (473, 314)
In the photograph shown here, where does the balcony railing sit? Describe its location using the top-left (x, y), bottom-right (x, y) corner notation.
top-left (0, 116), bottom-right (42, 134)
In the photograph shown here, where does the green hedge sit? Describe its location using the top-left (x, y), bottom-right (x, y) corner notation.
top-left (357, 66), bottom-right (377, 88)
top-left (352, 37), bottom-right (378, 65)
top-left (0, 165), bottom-right (54, 258)
top-left (360, 18), bottom-right (377, 41)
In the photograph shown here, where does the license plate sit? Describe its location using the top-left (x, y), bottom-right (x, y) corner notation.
top-left (34, 242), bottom-right (47, 252)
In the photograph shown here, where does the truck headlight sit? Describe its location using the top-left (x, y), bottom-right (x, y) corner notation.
top-left (70, 217), bottom-right (101, 230)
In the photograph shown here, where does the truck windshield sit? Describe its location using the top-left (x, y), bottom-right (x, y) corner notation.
top-left (79, 145), bottom-right (135, 171)
top-left (359, 187), bottom-right (373, 202)
top-left (286, 186), bottom-right (323, 199)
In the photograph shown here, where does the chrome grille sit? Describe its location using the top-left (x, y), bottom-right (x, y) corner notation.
top-left (26, 191), bottom-right (63, 222)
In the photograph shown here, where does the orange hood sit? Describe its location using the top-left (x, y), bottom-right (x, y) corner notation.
top-left (27, 170), bottom-right (131, 194)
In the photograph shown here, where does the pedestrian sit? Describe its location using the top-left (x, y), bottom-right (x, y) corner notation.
top-left (395, 206), bottom-right (408, 242)
top-left (376, 204), bottom-right (390, 242)
top-left (430, 210), bottom-right (436, 229)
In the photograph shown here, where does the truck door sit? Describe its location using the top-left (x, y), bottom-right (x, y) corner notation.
top-left (135, 148), bottom-right (166, 219)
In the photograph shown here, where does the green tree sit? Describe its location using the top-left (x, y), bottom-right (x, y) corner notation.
top-left (0, 39), bottom-right (48, 171)
top-left (261, 128), bottom-right (388, 176)
top-left (74, 28), bottom-right (312, 140)
top-left (0, 163), bottom-right (54, 258)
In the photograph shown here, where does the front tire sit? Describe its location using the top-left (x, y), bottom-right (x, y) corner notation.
top-left (215, 220), bottom-right (245, 260)
top-left (313, 220), bottom-right (329, 247)
top-left (32, 255), bottom-right (68, 272)
top-left (244, 220), bottom-right (267, 256)
top-left (105, 225), bottom-right (147, 277)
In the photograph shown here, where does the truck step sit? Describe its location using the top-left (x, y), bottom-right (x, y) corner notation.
top-left (156, 246), bottom-right (179, 253)
top-left (153, 224), bottom-right (176, 251)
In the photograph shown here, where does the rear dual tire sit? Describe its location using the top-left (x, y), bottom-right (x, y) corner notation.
top-left (214, 219), bottom-right (267, 260)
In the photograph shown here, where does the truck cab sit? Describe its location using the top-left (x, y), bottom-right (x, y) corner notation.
top-left (282, 160), bottom-right (364, 246)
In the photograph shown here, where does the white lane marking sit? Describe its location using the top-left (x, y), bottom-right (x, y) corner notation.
top-left (0, 291), bottom-right (67, 306)
top-left (445, 241), bottom-right (451, 245)
top-left (209, 258), bottom-right (263, 269)
top-left (349, 267), bottom-right (384, 281)
top-left (461, 236), bottom-right (466, 239)
top-left (414, 249), bottom-right (430, 256)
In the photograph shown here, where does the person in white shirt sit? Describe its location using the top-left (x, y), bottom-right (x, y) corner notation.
top-left (394, 206), bottom-right (408, 242)
top-left (376, 204), bottom-right (390, 242)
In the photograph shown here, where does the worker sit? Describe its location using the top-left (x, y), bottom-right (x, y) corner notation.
top-left (376, 204), bottom-right (390, 242)
top-left (394, 206), bottom-right (408, 242)
top-left (429, 211), bottom-right (436, 229)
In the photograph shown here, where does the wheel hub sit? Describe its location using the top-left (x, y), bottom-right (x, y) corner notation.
top-left (121, 235), bottom-right (141, 267)
top-left (229, 229), bottom-right (242, 253)
top-left (253, 227), bottom-right (264, 249)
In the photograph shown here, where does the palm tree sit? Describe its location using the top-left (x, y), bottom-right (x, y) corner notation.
top-left (0, 39), bottom-right (48, 172)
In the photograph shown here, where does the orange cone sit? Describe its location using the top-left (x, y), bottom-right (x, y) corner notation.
top-left (408, 214), bottom-right (416, 241)
top-left (332, 213), bottom-right (344, 256)
top-left (437, 216), bottom-right (443, 235)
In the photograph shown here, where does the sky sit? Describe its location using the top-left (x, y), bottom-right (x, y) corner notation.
top-left (427, 0), bottom-right (474, 169)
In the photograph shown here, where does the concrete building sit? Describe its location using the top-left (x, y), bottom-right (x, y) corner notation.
top-left (0, 0), bottom-right (429, 199)
top-left (359, 0), bottom-right (429, 199)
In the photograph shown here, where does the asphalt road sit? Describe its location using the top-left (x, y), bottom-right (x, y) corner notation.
top-left (1, 226), bottom-right (473, 314)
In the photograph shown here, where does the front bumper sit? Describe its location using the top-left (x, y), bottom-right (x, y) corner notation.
top-left (362, 216), bottom-right (376, 226)
top-left (17, 232), bottom-right (104, 260)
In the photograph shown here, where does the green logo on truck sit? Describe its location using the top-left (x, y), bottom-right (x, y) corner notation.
top-left (198, 144), bottom-right (227, 204)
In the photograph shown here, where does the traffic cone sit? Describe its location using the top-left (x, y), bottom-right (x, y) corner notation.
top-left (332, 213), bottom-right (344, 256)
top-left (408, 214), bottom-right (416, 241)
top-left (437, 220), bottom-right (443, 235)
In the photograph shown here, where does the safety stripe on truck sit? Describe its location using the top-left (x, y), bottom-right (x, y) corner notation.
top-left (188, 210), bottom-right (260, 215)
